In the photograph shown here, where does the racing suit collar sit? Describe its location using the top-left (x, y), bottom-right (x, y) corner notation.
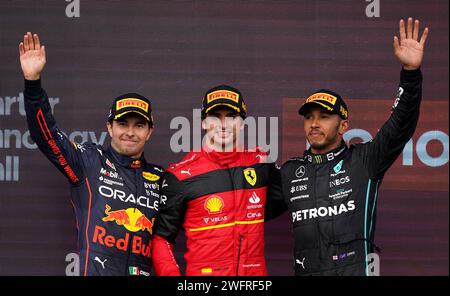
top-left (106, 145), bottom-right (146, 169)
top-left (304, 140), bottom-right (347, 164)
top-left (201, 146), bottom-right (241, 166)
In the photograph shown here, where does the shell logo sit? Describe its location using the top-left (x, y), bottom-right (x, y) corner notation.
top-left (204, 196), bottom-right (224, 214)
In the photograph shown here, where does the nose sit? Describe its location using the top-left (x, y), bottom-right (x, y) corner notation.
top-left (125, 126), bottom-right (135, 137)
top-left (310, 116), bottom-right (320, 128)
top-left (220, 115), bottom-right (235, 129)
top-left (221, 117), bottom-right (227, 129)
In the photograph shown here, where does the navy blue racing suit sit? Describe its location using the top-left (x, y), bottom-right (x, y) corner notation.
top-left (281, 68), bottom-right (423, 275)
top-left (24, 79), bottom-right (162, 276)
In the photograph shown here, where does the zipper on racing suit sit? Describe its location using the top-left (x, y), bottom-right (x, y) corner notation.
top-left (225, 163), bottom-right (243, 276)
top-left (236, 234), bottom-right (244, 275)
top-left (124, 167), bottom-right (139, 275)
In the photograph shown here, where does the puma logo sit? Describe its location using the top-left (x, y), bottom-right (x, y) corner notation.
top-left (181, 168), bottom-right (192, 176)
top-left (94, 256), bottom-right (107, 269)
top-left (296, 257), bottom-right (306, 269)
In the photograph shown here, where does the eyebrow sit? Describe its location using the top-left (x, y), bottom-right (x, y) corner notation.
top-left (306, 110), bottom-right (333, 115)
top-left (116, 118), bottom-right (147, 125)
top-left (209, 111), bottom-right (238, 117)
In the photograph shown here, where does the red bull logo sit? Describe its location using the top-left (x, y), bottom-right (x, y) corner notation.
top-left (135, 215), bottom-right (155, 234)
top-left (130, 160), bottom-right (142, 168)
top-left (102, 204), bottom-right (155, 234)
top-left (93, 225), bottom-right (151, 258)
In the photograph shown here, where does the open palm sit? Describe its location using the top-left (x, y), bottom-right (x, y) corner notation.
top-left (394, 18), bottom-right (429, 70)
top-left (19, 32), bottom-right (46, 80)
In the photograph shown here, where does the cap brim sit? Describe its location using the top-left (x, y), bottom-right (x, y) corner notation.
top-left (298, 101), bottom-right (334, 116)
top-left (114, 110), bottom-right (152, 123)
top-left (204, 103), bottom-right (241, 115)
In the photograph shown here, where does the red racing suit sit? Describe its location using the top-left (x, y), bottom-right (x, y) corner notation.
top-left (151, 148), bottom-right (285, 276)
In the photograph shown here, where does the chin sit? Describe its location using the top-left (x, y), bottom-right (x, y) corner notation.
top-left (121, 147), bottom-right (138, 157)
top-left (121, 150), bottom-right (134, 157)
top-left (309, 141), bottom-right (327, 151)
top-left (214, 136), bottom-right (232, 146)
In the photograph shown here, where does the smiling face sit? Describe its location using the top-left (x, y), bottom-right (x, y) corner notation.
top-left (303, 106), bottom-right (349, 154)
top-left (106, 113), bottom-right (153, 159)
top-left (202, 106), bottom-right (243, 151)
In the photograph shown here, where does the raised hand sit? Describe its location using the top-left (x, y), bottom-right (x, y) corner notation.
top-left (393, 18), bottom-right (429, 71)
top-left (19, 32), bottom-right (46, 80)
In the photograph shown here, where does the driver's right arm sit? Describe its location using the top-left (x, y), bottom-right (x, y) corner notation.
top-left (20, 32), bottom-right (84, 184)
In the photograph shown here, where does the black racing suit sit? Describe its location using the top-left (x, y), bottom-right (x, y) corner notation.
top-left (281, 68), bottom-right (422, 275)
top-left (24, 79), bottom-right (163, 276)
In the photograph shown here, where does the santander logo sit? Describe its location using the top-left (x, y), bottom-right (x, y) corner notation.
top-left (249, 192), bottom-right (261, 204)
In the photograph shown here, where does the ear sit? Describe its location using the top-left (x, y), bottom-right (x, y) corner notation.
top-left (146, 127), bottom-right (154, 141)
top-left (106, 121), bottom-right (113, 138)
top-left (201, 119), bottom-right (207, 130)
top-left (339, 119), bottom-right (349, 136)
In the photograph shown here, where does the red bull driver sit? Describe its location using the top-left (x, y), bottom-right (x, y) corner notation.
top-left (19, 32), bottom-right (163, 276)
top-left (151, 85), bottom-right (286, 276)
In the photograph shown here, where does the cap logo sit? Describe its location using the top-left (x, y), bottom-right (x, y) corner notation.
top-left (116, 98), bottom-right (149, 112)
top-left (206, 90), bottom-right (239, 104)
top-left (306, 93), bottom-right (337, 105)
top-left (242, 100), bottom-right (247, 113)
top-left (340, 105), bottom-right (348, 119)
